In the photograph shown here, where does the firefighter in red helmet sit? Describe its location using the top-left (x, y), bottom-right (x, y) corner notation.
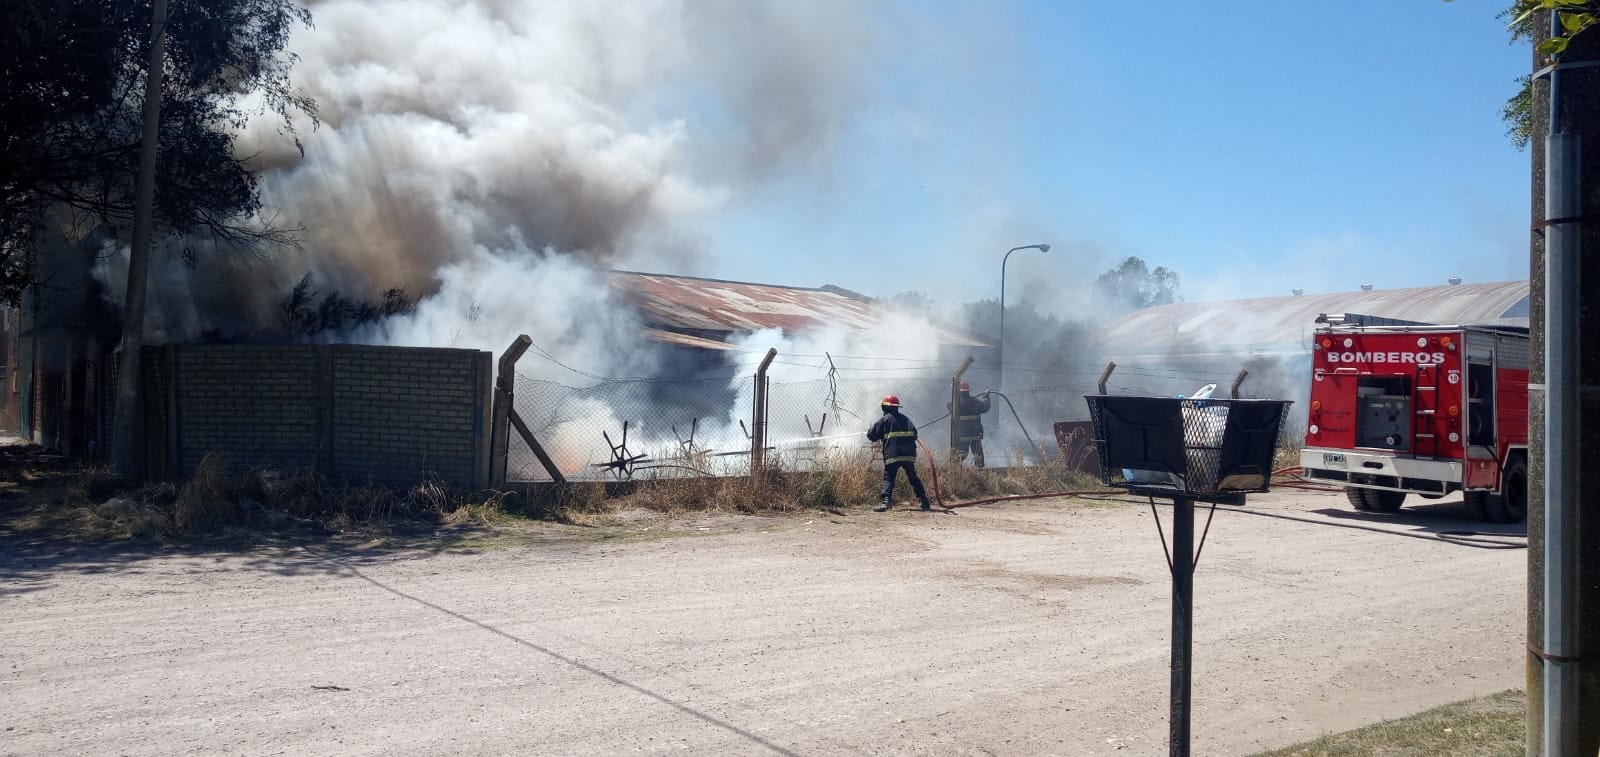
top-left (947, 380), bottom-right (993, 468)
top-left (866, 394), bottom-right (933, 512)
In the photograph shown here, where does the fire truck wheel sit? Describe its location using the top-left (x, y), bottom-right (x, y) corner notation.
top-left (1368, 490), bottom-right (1405, 512)
top-left (1464, 491), bottom-right (1491, 521)
top-left (1485, 457), bottom-right (1528, 524)
top-left (1345, 487), bottom-right (1372, 511)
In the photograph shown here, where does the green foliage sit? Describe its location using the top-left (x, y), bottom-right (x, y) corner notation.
top-left (1507, 0), bottom-right (1599, 54)
top-left (1488, 1), bottom-right (1600, 150)
top-left (1250, 689), bottom-right (1523, 756)
top-left (885, 290), bottom-right (935, 315)
top-left (1092, 256), bottom-right (1181, 313)
top-left (1502, 74), bottom-right (1534, 150)
top-left (0, 0), bottom-right (317, 303)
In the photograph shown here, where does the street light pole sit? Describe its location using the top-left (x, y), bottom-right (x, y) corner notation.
top-left (998, 243), bottom-right (1051, 390)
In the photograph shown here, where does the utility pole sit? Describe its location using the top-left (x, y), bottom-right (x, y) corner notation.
top-left (1527, 7), bottom-right (1600, 756)
top-left (110, 0), bottom-right (169, 478)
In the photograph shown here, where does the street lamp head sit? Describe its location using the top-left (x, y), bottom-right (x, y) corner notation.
top-left (1008, 243), bottom-right (1051, 254)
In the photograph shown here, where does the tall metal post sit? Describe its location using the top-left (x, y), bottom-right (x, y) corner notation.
top-left (1169, 496), bottom-right (1194, 757)
top-left (997, 243), bottom-right (1049, 391)
top-left (1539, 9), bottom-right (1583, 754)
top-left (1543, 84), bottom-right (1582, 757)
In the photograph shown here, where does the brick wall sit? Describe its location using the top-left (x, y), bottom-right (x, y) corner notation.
top-left (331, 345), bottom-right (484, 488)
top-left (145, 344), bottom-right (491, 489)
top-left (173, 345), bottom-right (319, 476)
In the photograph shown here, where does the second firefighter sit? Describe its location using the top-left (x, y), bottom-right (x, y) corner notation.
top-left (948, 380), bottom-right (993, 468)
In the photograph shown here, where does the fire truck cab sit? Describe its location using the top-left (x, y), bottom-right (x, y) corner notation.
top-left (1298, 313), bottom-right (1529, 523)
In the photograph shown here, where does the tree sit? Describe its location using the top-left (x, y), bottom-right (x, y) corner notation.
top-left (0, 0), bottom-right (316, 302)
top-left (1092, 256), bottom-right (1180, 314)
top-left (1488, 0), bottom-right (1600, 148)
top-left (280, 275), bottom-right (416, 340)
top-left (885, 290), bottom-right (934, 316)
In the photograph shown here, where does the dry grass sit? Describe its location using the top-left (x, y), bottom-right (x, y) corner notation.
top-left (561, 443), bottom-right (1108, 520)
top-left (1275, 417), bottom-right (1306, 472)
top-left (1252, 690), bottom-right (1523, 757)
top-left (2, 448), bottom-right (515, 542)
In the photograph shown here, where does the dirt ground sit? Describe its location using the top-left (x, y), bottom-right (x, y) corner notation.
top-left (1, 488), bottom-right (1527, 756)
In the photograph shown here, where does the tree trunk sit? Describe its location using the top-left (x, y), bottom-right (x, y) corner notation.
top-left (109, 0), bottom-right (168, 478)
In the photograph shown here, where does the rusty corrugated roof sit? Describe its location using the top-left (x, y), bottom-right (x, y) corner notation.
top-left (1101, 281), bottom-right (1530, 357)
top-left (640, 327), bottom-right (740, 351)
top-left (609, 270), bottom-right (988, 347)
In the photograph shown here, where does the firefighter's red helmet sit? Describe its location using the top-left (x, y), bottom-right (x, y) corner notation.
top-left (959, 380), bottom-right (971, 392)
top-left (881, 395), bottom-right (901, 407)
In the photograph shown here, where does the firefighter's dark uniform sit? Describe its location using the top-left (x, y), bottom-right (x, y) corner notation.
top-left (867, 404), bottom-right (932, 511)
top-left (948, 389), bottom-right (992, 467)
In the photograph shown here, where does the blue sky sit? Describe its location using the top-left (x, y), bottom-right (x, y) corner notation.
top-left (696, 1), bottom-right (1532, 310)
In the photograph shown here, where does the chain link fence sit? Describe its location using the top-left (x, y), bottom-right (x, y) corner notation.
top-left (506, 362), bottom-right (1123, 482)
top-left (508, 373), bottom-right (754, 482)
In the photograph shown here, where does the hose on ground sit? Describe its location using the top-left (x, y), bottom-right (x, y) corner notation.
top-left (983, 390), bottom-right (1044, 461)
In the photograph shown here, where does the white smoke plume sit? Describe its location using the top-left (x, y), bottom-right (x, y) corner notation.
top-left (91, 0), bottom-right (1113, 478)
top-left (98, 0), bottom-right (884, 360)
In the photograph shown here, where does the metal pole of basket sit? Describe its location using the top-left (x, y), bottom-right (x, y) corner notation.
top-left (1086, 394), bottom-right (1291, 757)
top-left (1169, 495), bottom-right (1194, 756)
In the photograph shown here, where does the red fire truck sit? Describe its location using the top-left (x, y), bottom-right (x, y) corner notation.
top-left (1298, 313), bottom-right (1530, 523)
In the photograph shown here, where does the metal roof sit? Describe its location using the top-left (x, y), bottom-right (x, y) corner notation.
top-left (609, 270), bottom-right (988, 348)
top-left (1100, 281), bottom-right (1530, 358)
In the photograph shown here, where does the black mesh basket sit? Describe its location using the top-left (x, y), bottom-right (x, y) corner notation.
top-left (1084, 395), bottom-right (1293, 499)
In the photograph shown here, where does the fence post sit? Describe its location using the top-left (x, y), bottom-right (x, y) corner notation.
top-left (948, 356), bottom-right (974, 459)
top-left (1098, 361), bottom-right (1118, 395)
top-left (1230, 369), bottom-right (1249, 399)
top-left (752, 348), bottom-right (777, 475)
top-left (489, 335), bottom-right (531, 487)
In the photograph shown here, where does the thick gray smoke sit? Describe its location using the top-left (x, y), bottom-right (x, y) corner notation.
top-left (96, 0), bottom-right (883, 360)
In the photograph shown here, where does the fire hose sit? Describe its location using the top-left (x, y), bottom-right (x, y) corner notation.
top-left (916, 436), bottom-right (1108, 510)
top-left (911, 465), bottom-right (1339, 511)
top-left (981, 390), bottom-right (1044, 461)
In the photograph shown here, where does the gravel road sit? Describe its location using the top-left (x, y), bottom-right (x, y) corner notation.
top-left (1, 488), bottom-right (1527, 756)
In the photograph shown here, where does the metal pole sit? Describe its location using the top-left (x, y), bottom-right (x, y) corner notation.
top-left (997, 244), bottom-right (1050, 392)
top-left (1170, 496), bottom-right (1194, 757)
top-left (1540, 9), bottom-right (1582, 754)
top-left (999, 250), bottom-right (1011, 392)
top-left (1542, 32), bottom-right (1581, 754)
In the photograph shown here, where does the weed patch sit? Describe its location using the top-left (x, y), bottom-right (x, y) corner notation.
top-left (1252, 689), bottom-right (1523, 757)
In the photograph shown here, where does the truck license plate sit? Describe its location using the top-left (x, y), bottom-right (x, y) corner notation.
top-left (1323, 452), bottom-right (1347, 467)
